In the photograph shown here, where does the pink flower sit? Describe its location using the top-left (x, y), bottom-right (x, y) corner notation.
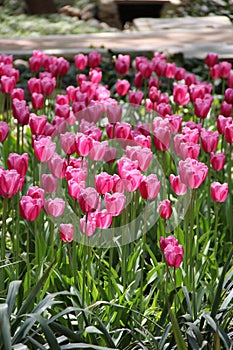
top-left (139, 174), bottom-right (160, 200)
top-left (0, 169), bottom-right (21, 198)
top-left (75, 133), bottom-right (93, 156)
top-left (67, 178), bottom-right (85, 200)
top-left (75, 53), bottom-right (88, 70)
top-left (120, 168), bottom-right (143, 192)
top-left (205, 52), bottom-right (218, 68)
top-left (169, 174), bottom-right (187, 195)
top-left (220, 101), bottom-right (232, 117)
top-left (33, 136), bottom-right (56, 162)
top-left (224, 88), bottom-right (233, 104)
top-left (60, 132), bottom-right (76, 155)
top-left (41, 77), bottom-right (56, 96)
top-left (78, 187), bottom-right (99, 213)
top-left (94, 210), bottom-right (112, 229)
top-left (153, 126), bottom-right (171, 151)
top-left (29, 114), bottom-right (47, 135)
top-left (194, 97), bottom-right (212, 119)
top-left (11, 88), bottom-right (25, 100)
top-left (224, 124), bottom-right (233, 143)
top-left (104, 192), bottom-right (126, 216)
top-left (158, 199), bottom-right (172, 219)
top-left (125, 146), bottom-right (153, 172)
top-left (115, 54), bottom-right (130, 75)
top-left (89, 140), bottom-right (108, 161)
top-left (88, 51), bottom-right (101, 68)
top-left (200, 129), bottom-right (219, 153)
top-left (20, 196), bottom-right (42, 221)
top-left (160, 235), bottom-right (178, 252)
top-left (210, 182), bottom-right (228, 203)
top-left (0, 121), bottom-right (9, 142)
top-left (164, 244), bottom-right (184, 268)
top-left (47, 153), bottom-right (67, 179)
top-left (44, 198), bottom-right (65, 217)
top-left (173, 84), bottom-right (190, 106)
top-left (219, 61), bottom-right (232, 78)
top-left (7, 153), bottom-right (28, 178)
top-left (210, 152), bottom-right (226, 171)
top-left (179, 158), bottom-right (208, 189)
top-left (12, 99), bottom-right (30, 126)
top-left (41, 174), bottom-right (57, 193)
top-left (31, 93), bottom-right (44, 110)
top-left (95, 172), bottom-right (114, 194)
top-left (106, 104), bottom-right (122, 124)
top-left (55, 103), bottom-right (70, 119)
top-left (128, 90), bottom-right (144, 106)
top-left (28, 78), bottom-right (42, 94)
top-left (80, 215), bottom-right (96, 236)
top-left (59, 223), bottom-right (74, 242)
top-left (27, 186), bottom-right (45, 206)
top-left (217, 115), bottom-right (232, 134)
top-left (1, 75), bottom-right (16, 94)
top-left (116, 79), bottom-right (130, 96)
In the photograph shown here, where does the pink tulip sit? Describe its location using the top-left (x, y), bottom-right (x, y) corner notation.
top-left (110, 122), bottom-right (132, 140)
top-left (200, 129), bottom-right (219, 153)
top-left (173, 84), bottom-right (190, 106)
top-left (0, 121), bottom-right (9, 142)
top-left (89, 140), bottom-right (108, 161)
top-left (194, 97), bottom-right (212, 119)
top-left (7, 153), bottom-right (28, 178)
top-left (210, 182), bottom-right (228, 202)
top-left (106, 104), bottom-right (122, 124)
top-left (153, 126), bottom-right (171, 151)
top-left (41, 174), bottom-right (57, 193)
top-left (59, 223), bottom-right (74, 242)
top-left (185, 73), bottom-right (197, 86)
top-left (95, 172), bottom-right (114, 194)
top-left (224, 88), bottom-right (233, 104)
top-left (95, 210), bottom-right (112, 229)
top-left (104, 192), bottom-right (126, 216)
top-left (205, 52), bottom-right (218, 68)
top-left (158, 199), bottom-right (172, 219)
top-left (47, 153), bottom-right (67, 179)
top-left (116, 79), bottom-right (130, 96)
top-left (217, 115), bottom-right (232, 134)
top-left (165, 63), bottom-right (176, 78)
top-left (220, 101), bottom-right (232, 117)
top-left (160, 235), bottom-right (178, 252)
top-left (115, 54), bottom-right (130, 75)
top-left (55, 103), bottom-right (70, 119)
top-left (44, 198), bottom-right (65, 217)
top-left (78, 187), bottom-right (99, 213)
top-left (60, 132), bottom-right (76, 155)
top-left (29, 114), bottom-right (47, 135)
top-left (33, 136), bottom-right (56, 162)
top-left (164, 243), bottom-right (184, 268)
top-left (120, 168), bottom-right (143, 192)
top-left (156, 103), bottom-right (172, 117)
top-left (125, 146), bottom-right (152, 172)
top-left (224, 124), bottom-right (233, 143)
top-left (219, 61), bottom-right (232, 78)
top-left (210, 152), bottom-right (226, 171)
top-left (227, 72), bottom-right (233, 88)
top-left (88, 51), bottom-right (101, 68)
top-left (75, 53), bottom-right (88, 70)
top-left (104, 146), bottom-right (117, 163)
top-left (75, 133), bottom-right (93, 156)
top-left (80, 214), bottom-right (96, 236)
top-left (0, 169), bottom-right (21, 198)
top-left (29, 55), bottom-right (43, 72)
top-left (28, 78), bottom-right (42, 94)
top-left (128, 90), bottom-right (144, 106)
top-left (174, 67), bottom-right (186, 81)
top-left (11, 88), bottom-right (25, 100)
top-left (27, 186), bottom-right (45, 206)
top-left (31, 93), bottom-right (44, 110)
top-left (210, 64), bottom-right (220, 79)
top-left (133, 134), bottom-right (151, 149)
top-left (139, 174), bottom-right (160, 200)
top-left (12, 99), bottom-right (30, 126)
top-left (166, 114), bottom-right (182, 134)
top-left (133, 72), bottom-right (143, 88)
top-left (41, 77), bottom-right (56, 96)
top-left (1, 75), bottom-right (16, 94)
top-left (179, 158), bottom-right (208, 189)
top-left (169, 174), bottom-right (187, 195)
top-left (117, 157), bottom-right (138, 178)
top-left (20, 196), bottom-right (42, 221)
top-left (67, 179), bottom-right (85, 200)
top-left (179, 142), bottom-right (200, 160)
top-left (56, 57), bottom-right (70, 76)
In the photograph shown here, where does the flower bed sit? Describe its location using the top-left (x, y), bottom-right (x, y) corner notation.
top-left (0, 50), bottom-right (232, 349)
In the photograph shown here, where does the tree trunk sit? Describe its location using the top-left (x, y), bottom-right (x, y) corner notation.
top-left (24, 0), bottom-right (57, 14)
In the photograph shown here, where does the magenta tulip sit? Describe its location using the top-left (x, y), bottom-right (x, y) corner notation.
top-left (210, 182), bottom-right (228, 202)
top-left (59, 223), bottom-right (74, 242)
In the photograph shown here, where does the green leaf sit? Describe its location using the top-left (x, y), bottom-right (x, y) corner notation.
top-left (85, 326), bottom-right (103, 335)
top-left (61, 344), bottom-right (119, 350)
top-left (182, 286), bottom-right (193, 317)
top-left (168, 307), bottom-right (188, 350)
top-left (12, 344), bottom-right (29, 350)
top-left (211, 248), bottom-right (233, 319)
top-left (6, 280), bottom-right (22, 317)
top-left (0, 303), bottom-right (12, 350)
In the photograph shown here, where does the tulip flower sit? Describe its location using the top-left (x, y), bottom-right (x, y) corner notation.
top-left (95, 172), bottom-right (114, 194)
top-left (0, 169), bottom-right (21, 198)
top-left (179, 158), bottom-right (208, 189)
top-left (88, 51), bottom-right (101, 68)
top-left (104, 192), bottom-right (126, 216)
top-left (80, 214), bottom-right (97, 236)
top-left (158, 199), bottom-right (173, 219)
top-left (164, 243), bottom-right (184, 268)
top-left (44, 198), bottom-right (65, 217)
top-left (220, 101), bottom-right (232, 117)
top-left (0, 121), bottom-right (10, 142)
top-left (7, 153), bottom-right (28, 178)
top-left (160, 235), bottom-right (179, 252)
top-left (210, 182), bottom-right (228, 202)
top-left (94, 210), bottom-right (112, 229)
top-left (210, 152), bottom-right (226, 171)
top-left (20, 196), bottom-right (43, 221)
top-left (169, 174), bottom-right (187, 195)
top-left (29, 114), bottom-right (47, 135)
top-left (12, 99), bottom-right (30, 126)
top-left (41, 174), bottom-right (57, 194)
top-left (200, 129), bottom-right (219, 153)
top-left (205, 52), bottom-right (218, 68)
top-left (116, 79), bottom-right (130, 96)
top-left (139, 174), bottom-right (161, 200)
top-left (31, 93), bottom-right (44, 110)
top-left (47, 153), bottom-right (67, 179)
top-left (27, 186), bottom-right (45, 206)
top-left (59, 223), bottom-right (74, 242)
top-left (78, 187), bottom-right (99, 213)
top-left (34, 136), bottom-right (56, 162)
top-left (75, 53), bottom-right (88, 70)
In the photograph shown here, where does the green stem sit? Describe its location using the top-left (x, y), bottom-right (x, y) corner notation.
top-left (26, 224), bottom-right (31, 292)
top-left (207, 154), bottom-right (211, 224)
top-left (227, 143), bottom-right (232, 241)
top-left (0, 197), bottom-right (8, 291)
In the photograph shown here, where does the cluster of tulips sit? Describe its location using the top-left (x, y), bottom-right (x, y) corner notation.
top-left (0, 49), bottom-right (233, 274)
